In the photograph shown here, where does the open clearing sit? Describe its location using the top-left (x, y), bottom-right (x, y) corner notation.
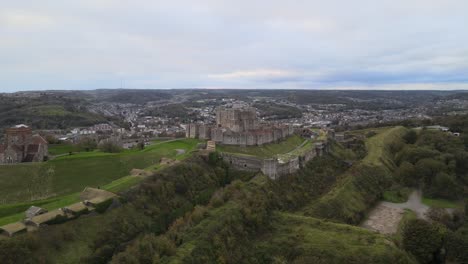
top-left (361, 204), bottom-right (405, 234)
top-left (216, 134), bottom-right (305, 157)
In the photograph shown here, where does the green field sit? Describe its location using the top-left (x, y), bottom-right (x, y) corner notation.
top-left (422, 197), bottom-right (463, 209)
top-left (216, 134), bottom-right (306, 157)
top-left (0, 139), bottom-right (200, 225)
top-left (48, 144), bottom-right (77, 156)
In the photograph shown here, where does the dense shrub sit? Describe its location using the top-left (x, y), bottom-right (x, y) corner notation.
top-left (401, 219), bottom-right (446, 264)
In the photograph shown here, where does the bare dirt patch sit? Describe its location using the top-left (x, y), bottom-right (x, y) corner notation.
top-left (361, 204), bottom-right (405, 234)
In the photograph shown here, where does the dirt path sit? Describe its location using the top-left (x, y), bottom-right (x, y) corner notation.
top-left (381, 190), bottom-right (429, 220)
top-left (361, 190), bottom-right (429, 234)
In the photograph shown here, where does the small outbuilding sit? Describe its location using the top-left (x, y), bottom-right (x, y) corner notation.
top-left (80, 187), bottom-right (117, 207)
top-left (25, 209), bottom-right (67, 227)
top-left (63, 202), bottom-right (89, 217)
top-left (25, 206), bottom-right (48, 219)
top-left (0, 222), bottom-right (27, 237)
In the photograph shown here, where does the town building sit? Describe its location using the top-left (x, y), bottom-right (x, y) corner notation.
top-left (0, 124), bottom-right (48, 164)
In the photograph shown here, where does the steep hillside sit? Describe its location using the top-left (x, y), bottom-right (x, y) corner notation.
top-left (303, 127), bottom-right (408, 224)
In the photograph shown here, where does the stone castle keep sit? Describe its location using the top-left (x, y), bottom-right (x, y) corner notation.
top-left (0, 125), bottom-right (48, 164)
top-left (187, 106), bottom-right (329, 179)
top-left (186, 107), bottom-right (293, 145)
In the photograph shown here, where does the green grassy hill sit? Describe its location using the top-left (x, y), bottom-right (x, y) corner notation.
top-left (160, 172), bottom-right (414, 264)
top-left (0, 93), bottom-right (111, 130)
top-left (0, 136), bottom-right (418, 263)
top-left (256, 212), bottom-right (416, 263)
top-left (303, 127), bottom-right (408, 224)
top-left (0, 139), bottom-right (200, 226)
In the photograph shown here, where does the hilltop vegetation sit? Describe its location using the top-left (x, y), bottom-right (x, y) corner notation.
top-left (0, 93), bottom-right (111, 130)
top-left (303, 127), bottom-right (407, 224)
top-left (253, 101), bottom-right (303, 120)
top-left (143, 103), bottom-right (196, 121)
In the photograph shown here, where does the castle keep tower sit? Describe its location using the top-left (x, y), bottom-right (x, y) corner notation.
top-left (186, 106), bottom-right (293, 146)
top-left (215, 107), bottom-right (258, 132)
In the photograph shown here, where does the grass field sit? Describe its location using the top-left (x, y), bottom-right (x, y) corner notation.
top-left (0, 139), bottom-right (200, 226)
top-left (0, 193), bottom-right (81, 226)
top-left (277, 140), bottom-right (314, 162)
top-left (216, 135), bottom-right (305, 157)
top-left (48, 144), bottom-right (77, 156)
top-left (422, 197), bottom-right (463, 209)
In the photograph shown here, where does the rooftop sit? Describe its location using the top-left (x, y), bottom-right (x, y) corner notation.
top-left (29, 209), bottom-right (66, 225)
top-left (0, 222), bottom-right (27, 236)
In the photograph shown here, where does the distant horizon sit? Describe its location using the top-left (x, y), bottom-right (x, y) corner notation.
top-left (3, 87), bottom-right (468, 93)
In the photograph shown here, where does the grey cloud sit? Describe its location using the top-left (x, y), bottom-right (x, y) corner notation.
top-left (0, 0), bottom-right (468, 91)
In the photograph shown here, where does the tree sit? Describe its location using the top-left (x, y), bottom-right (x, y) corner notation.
top-left (426, 172), bottom-right (461, 200)
top-left (98, 141), bottom-right (123, 153)
top-left (76, 137), bottom-right (97, 152)
top-left (137, 142), bottom-right (145, 150)
top-left (402, 219), bottom-right (446, 264)
top-left (445, 228), bottom-right (468, 263)
top-left (414, 158), bottom-right (446, 187)
top-left (395, 161), bottom-right (417, 187)
top-left (403, 130), bottom-right (417, 144)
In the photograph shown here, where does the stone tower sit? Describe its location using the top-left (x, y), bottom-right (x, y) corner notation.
top-left (5, 124), bottom-right (32, 149)
top-left (215, 107), bottom-right (258, 132)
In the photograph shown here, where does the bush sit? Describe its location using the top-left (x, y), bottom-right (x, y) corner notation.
top-left (445, 227), bottom-right (468, 263)
top-left (95, 199), bottom-right (114, 213)
top-left (76, 137), bottom-right (97, 152)
top-left (401, 219), bottom-right (446, 264)
top-left (403, 130), bottom-right (418, 144)
top-left (98, 141), bottom-right (123, 153)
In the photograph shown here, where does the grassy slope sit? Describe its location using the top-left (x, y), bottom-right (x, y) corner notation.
top-left (166, 174), bottom-right (414, 263)
top-left (362, 126), bottom-right (406, 169)
top-left (48, 144), bottom-right (77, 156)
top-left (216, 134), bottom-right (305, 157)
top-left (302, 127), bottom-right (408, 224)
top-left (0, 139), bottom-right (200, 226)
top-left (422, 197), bottom-right (463, 209)
top-left (257, 212), bottom-right (416, 263)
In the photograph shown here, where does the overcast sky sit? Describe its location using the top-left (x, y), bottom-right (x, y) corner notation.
top-left (1, 0), bottom-right (468, 92)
